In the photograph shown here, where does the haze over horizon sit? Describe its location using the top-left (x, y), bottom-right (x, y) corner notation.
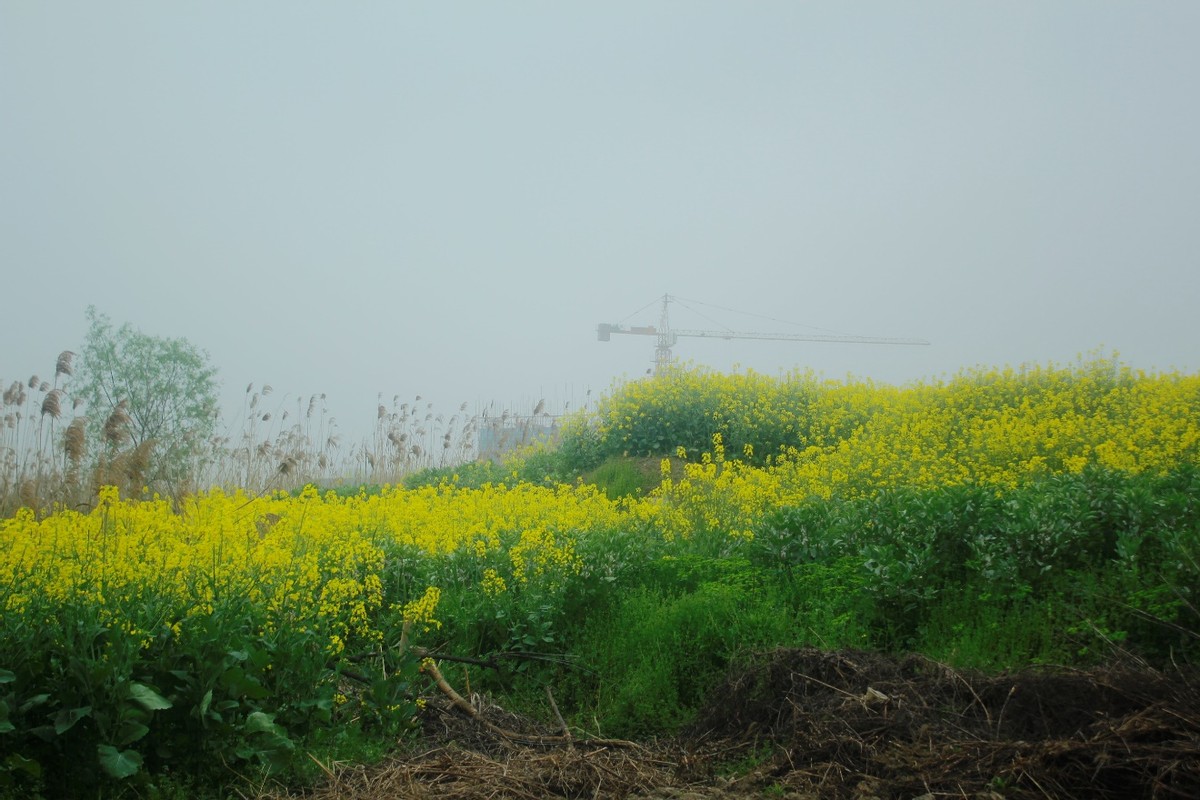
top-left (4, 2), bottom-right (1198, 443)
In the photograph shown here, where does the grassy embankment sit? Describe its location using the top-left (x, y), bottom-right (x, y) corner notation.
top-left (1, 355), bottom-right (1198, 797)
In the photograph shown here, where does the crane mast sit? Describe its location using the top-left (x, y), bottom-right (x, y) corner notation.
top-left (597, 294), bottom-right (929, 374)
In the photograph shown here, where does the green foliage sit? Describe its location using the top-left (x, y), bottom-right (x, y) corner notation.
top-left (6, 349), bottom-right (1200, 795)
top-left (403, 461), bottom-right (508, 490)
top-left (407, 464), bottom-right (1199, 741)
top-left (75, 307), bottom-right (220, 492)
top-left (567, 574), bottom-right (802, 737)
top-left (779, 557), bottom-right (877, 651)
top-left (0, 570), bottom-right (426, 797)
top-left (916, 588), bottom-right (1073, 670)
top-left (761, 465), bottom-right (1200, 658)
top-left (566, 367), bottom-right (829, 464)
top-left (403, 446), bottom-right (585, 491)
top-left (552, 415), bottom-right (607, 474)
top-left (585, 457), bottom-right (658, 500)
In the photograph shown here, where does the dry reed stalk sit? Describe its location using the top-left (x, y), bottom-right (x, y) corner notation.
top-left (64, 418), bottom-right (87, 465)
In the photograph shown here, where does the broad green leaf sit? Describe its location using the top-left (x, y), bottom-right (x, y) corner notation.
top-left (248, 646), bottom-right (273, 670)
top-left (19, 694), bottom-right (50, 713)
top-left (97, 744), bottom-right (142, 779)
top-left (4, 753), bottom-right (41, 778)
top-left (220, 666), bottom-right (270, 700)
top-left (53, 705), bottom-right (92, 735)
top-left (28, 725), bottom-right (55, 743)
top-left (128, 682), bottom-right (172, 711)
top-left (244, 712), bottom-right (294, 751)
top-left (244, 711), bottom-right (278, 735)
top-left (115, 720), bottom-right (150, 746)
top-left (0, 669), bottom-right (14, 684)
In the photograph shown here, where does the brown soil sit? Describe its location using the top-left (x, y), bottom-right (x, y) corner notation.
top-left (269, 648), bottom-right (1200, 800)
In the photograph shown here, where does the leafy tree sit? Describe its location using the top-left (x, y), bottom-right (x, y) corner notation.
top-left (75, 306), bottom-right (220, 491)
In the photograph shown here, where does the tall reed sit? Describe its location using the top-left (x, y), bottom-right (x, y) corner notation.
top-left (2, 349), bottom-right (590, 513)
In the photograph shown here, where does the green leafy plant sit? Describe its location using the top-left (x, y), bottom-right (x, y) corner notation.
top-left (75, 306), bottom-right (220, 495)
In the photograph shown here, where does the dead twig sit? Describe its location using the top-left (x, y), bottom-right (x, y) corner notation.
top-left (421, 658), bottom-right (639, 750)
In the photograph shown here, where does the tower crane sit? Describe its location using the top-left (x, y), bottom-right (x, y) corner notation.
top-left (597, 294), bottom-right (930, 374)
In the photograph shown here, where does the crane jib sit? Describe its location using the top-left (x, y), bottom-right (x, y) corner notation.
top-left (597, 294), bottom-right (929, 373)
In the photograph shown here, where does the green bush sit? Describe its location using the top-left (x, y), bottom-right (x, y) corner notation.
top-left (566, 566), bottom-right (803, 737)
top-left (586, 458), bottom-right (656, 500)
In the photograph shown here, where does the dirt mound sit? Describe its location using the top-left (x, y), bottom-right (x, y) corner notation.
top-left (269, 649), bottom-right (1200, 800)
top-left (690, 647), bottom-right (1200, 799)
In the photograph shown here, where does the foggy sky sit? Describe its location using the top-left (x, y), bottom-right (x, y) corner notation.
top-left (3, 2), bottom-right (1198, 443)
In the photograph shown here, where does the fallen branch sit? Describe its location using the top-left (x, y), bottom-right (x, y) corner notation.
top-left (420, 658), bottom-right (638, 749)
top-left (545, 685), bottom-right (572, 744)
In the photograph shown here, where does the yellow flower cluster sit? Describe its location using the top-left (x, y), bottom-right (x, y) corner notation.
top-left (0, 486), bottom-right (395, 656)
top-left (3, 355), bottom-right (1196, 641)
top-left (357, 481), bottom-right (622, 567)
top-left (480, 568), bottom-right (508, 597)
top-left (642, 434), bottom-right (782, 541)
top-left (775, 359), bottom-right (1200, 497)
top-left (0, 480), bottom-right (626, 656)
top-left (632, 358), bottom-right (1200, 540)
top-left (400, 586), bottom-right (441, 631)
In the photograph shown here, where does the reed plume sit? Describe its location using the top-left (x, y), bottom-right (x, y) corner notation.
top-left (18, 479), bottom-right (37, 511)
top-left (64, 418), bottom-right (87, 465)
top-left (55, 351), bottom-right (75, 378)
top-left (103, 402), bottom-right (131, 448)
top-left (41, 389), bottom-right (63, 420)
top-left (4, 381), bottom-right (25, 407)
top-left (121, 439), bottom-right (155, 485)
